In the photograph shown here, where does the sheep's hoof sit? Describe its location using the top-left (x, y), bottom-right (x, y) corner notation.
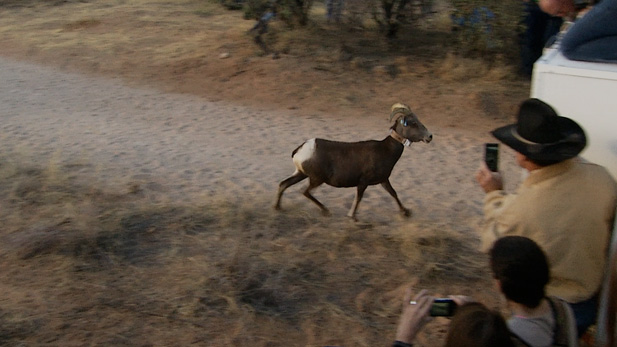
top-left (274, 204), bottom-right (282, 211)
top-left (321, 209), bottom-right (331, 217)
top-left (401, 208), bottom-right (412, 218)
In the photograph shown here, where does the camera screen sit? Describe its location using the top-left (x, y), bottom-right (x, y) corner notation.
top-left (430, 301), bottom-right (456, 317)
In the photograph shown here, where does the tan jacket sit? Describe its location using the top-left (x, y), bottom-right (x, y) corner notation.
top-left (481, 158), bottom-right (617, 302)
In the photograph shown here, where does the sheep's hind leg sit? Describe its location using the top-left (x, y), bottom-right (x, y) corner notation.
top-left (347, 184), bottom-right (367, 221)
top-left (303, 179), bottom-right (330, 216)
top-left (275, 171), bottom-right (307, 210)
top-left (381, 180), bottom-right (411, 217)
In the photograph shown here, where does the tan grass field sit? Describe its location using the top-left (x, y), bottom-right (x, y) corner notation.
top-left (0, 0), bottom-right (539, 346)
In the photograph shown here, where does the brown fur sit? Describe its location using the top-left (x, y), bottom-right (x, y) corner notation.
top-left (274, 105), bottom-right (432, 220)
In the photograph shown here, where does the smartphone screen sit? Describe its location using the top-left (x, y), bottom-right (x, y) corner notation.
top-left (430, 298), bottom-right (457, 317)
top-left (485, 143), bottom-right (499, 172)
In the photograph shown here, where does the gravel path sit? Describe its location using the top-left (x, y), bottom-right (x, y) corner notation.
top-left (1, 57), bottom-right (299, 203)
top-left (0, 56), bottom-right (520, 224)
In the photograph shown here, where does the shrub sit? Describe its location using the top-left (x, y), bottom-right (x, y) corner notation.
top-left (449, 0), bottom-right (524, 62)
top-left (243, 0), bottom-right (313, 27)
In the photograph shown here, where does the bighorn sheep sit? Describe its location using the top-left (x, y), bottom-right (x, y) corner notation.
top-left (274, 103), bottom-right (432, 220)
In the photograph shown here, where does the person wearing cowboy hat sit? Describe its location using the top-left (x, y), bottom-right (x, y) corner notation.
top-left (475, 98), bottom-right (617, 337)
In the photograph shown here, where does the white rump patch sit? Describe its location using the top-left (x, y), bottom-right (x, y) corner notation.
top-left (293, 138), bottom-right (316, 173)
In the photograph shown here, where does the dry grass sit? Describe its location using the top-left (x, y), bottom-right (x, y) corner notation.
top-left (0, 154), bottom-right (499, 346)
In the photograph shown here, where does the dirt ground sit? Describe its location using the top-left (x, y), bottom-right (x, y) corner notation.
top-left (0, 0), bottom-right (539, 346)
top-left (0, 0), bottom-right (530, 134)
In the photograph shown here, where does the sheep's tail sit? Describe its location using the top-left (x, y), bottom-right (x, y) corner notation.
top-left (292, 144), bottom-right (302, 158)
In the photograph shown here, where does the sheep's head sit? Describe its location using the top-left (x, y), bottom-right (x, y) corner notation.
top-left (389, 103), bottom-right (432, 144)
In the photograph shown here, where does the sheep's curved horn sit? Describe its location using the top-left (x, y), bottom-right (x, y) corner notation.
top-left (389, 103), bottom-right (411, 122)
top-left (391, 103), bottom-right (410, 111)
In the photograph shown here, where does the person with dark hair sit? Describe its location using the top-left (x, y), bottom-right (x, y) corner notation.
top-left (475, 98), bottom-right (617, 336)
top-left (392, 236), bottom-right (579, 346)
top-left (445, 303), bottom-right (516, 347)
top-left (393, 289), bottom-right (515, 347)
top-left (490, 236), bottom-right (578, 346)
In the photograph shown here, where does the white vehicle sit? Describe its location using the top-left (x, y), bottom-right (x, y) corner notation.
top-left (532, 49), bottom-right (617, 345)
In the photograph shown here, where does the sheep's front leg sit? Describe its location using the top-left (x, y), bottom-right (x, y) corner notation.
top-left (381, 180), bottom-right (411, 217)
top-left (347, 184), bottom-right (367, 221)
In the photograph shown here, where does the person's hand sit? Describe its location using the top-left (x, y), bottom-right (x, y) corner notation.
top-left (475, 163), bottom-right (504, 193)
top-left (448, 295), bottom-right (475, 306)
top-left (395, 288), bottom-right (434, 344)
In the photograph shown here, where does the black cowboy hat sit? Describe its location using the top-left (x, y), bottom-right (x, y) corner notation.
top-left (491, 98), bottom-right (587, 162)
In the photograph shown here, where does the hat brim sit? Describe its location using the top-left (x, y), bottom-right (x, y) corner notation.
top-left (492, 116), bottom-right (587, 162)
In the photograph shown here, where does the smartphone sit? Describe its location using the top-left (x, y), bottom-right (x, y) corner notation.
top-left (430, 298), bottom-right (457, 317)
top-left (485, 143), bottom-right (499, 172)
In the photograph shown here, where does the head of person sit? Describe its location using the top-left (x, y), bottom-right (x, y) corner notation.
top-left (491, 98), bottom-right (586, 168)
top-left (539, 0), bottom-right (577, 18)
top-left (444, 302), bottom-right (515, 347)
top-left (490, 236), bottom-right (550, 308)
